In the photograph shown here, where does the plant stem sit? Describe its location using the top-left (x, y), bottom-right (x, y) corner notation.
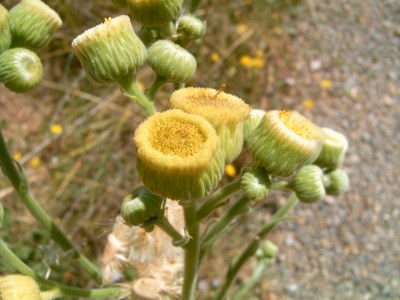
top-left (231, 263), bottom-right (266, 300)
top-left (197, 179), bottom-right (242, 221)
top-left (0, 238), bottom-right (121, 298)
top-left (214, 194), bottom-right (299, 300)
top-left (190, 0), bottom-right (204, 13)
top-left (201, 195), bottom-right (250, 253)
top-left (119, 77), bottom-right (156, 116)
top-left (182, 201), bottom-right (200, 300)
top-left (271, 180), bottom-right (292, 191)
top-left (155, 217), bottom-right (187, 247)
top-left (0, 130), bottom-right (102, 283)
top-left (147, 75), bottom-right (167, 101)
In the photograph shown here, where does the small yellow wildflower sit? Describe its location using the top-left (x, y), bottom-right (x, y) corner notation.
top-left (320, 80), bottom-right (332, 89)
top-left (252, 57), bottom-right (264, 68)
top-left (240, 55), bottom-right (252, 68)
top-left (13, 152), bottom-right (22, 161)
top-left (271, 13), bottom-right (280, 21)
top-left (50, 124), bottom-right (63, 135)
top-left (256, 49), bottom-right (263, 58)
top-left (303, 99), bottom-right (315, 109)
top-left (29, 156), bottom-right (41, 168)
top-left (272, 26), bottom-right (283, 35)
top-left (236, 23), bottom-right (248, 34)
top-left (225, 164), bottom-right (237, 177)
top-left (211, 52), bottom-right (220, 63)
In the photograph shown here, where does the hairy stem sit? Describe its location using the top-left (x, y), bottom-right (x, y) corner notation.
top-left (147, 75), bottom-right (167, 101)
top-left (0, 130), bottom-right (102, 282)
top-left (120, 77), bottom-right (156, 115)
top-left (197, 179), bottom-right (242, 221)
top-left (155, 217), bottom-right (187, 247)
top-left (182, 201), bottom-right (200, 300)
top-left (214, 194), bottom-right (299, 300)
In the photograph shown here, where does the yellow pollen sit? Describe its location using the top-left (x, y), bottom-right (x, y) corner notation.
top-left (278, 110), bottom-right (313, 140)
top-left (104, 17), bottom-right (112, 24)
top-left (225, 164), bottom-right (237, 177)
top-left (150, 120), bottom-right (206, 157)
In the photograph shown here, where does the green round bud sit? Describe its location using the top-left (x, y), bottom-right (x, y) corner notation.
top-left (0, 275), bottom-right (42, 300)
top-left (112, 0), bottom-right (127, 8)
top-left (0, 203), bottom-right (4, 228)
top-left (293, 165), bottom-right (325, 204)
top-left (240, 166), bottom-right (271, 201)
top-left (256, 240), bottom-right (279, 261)
top-left (177, 15), bottom-right (206, 42)
top-left (134, 109), bottom-right (225, 201)
top-left (72, 16), bottom-right (147, 84)
top-left (8, 0), bottom-right (62, 49)
top-left (147, 40), bottom-right (197, 83)
top-left (127, 0), bottom-right (184, 26)
top-left (138, 26), bottom-right (160, 46)
top-left (324, 169), bottom-right (349, 196)
top-left (248, 110), bottom-right (325, 177)
top-left (315, 127), bottom-right (348, 170)
top-left (170, 87), bottom-right (251, 163)
top-left (121, 186), bottom-right (164, 227)
top-left (243, 109), bottom-right (265, 143)
top-left (0, 48), bottom-right (43, 93)
top-left (0, 4), bottom-right (11, 54)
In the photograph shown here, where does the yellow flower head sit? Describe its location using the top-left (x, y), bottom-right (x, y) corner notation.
top-left (211, 52), bottom-right (220, 63)
top-left (134, 109), bottom-right (224, 200)
top-left (29, 156), bottom-right (41, 168)
top-left (50, 123), bottom-right (63, 135)
top-left (303, 99), bottom-right (315, 110)
top-left (320, 79), bottom-right (332, 89)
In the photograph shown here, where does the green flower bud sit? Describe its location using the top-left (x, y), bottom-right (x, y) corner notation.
top-left (134, 109), bottom-right (225, 201)
top-left (138, 26), bottom-right (160, 46)
top-left (147, 40), bottom-right (197, 83)
top-left (0, 4), bottom-right (11, 54)
top-left (256, 240), bottom-right (279, 261)
top-left (293, 165), bottom-right (325, 204)
top-left (112, 0), bottom-right (127, 8)
top-left (8, 0), bottom-right (62, 49)
top-left (240, 166), bottom-right (271, 201)
top-left (0, 48), bottom-right (43, 93)
top-left (0, 203), bottom-right (4, 228)
top-left (324, 169), bottom-right (349, 196)
top-left (315, 127), bottom-right (348, 170)
top-left (177, 15), bottom-right (206, 42)
top-left (72, 16), bottom-right (146, 84)
top-left (0, 275), bottom-right (42, 300)
top-left (170, 87), bottom-right (251, 163)
top-left (121, 186), bottom-right (164, 227)
top-left (127, 0), bottom-right (184, 26)
top-left (248, 110), bottom-right (325, 177)
top-left (243, 109), bottom-right (265, 143)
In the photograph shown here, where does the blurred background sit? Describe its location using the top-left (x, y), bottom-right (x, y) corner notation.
top-left (0, 0), bottom-right (399, 299)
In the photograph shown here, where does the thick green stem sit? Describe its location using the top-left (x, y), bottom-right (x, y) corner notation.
top-left (271, 180), bottom-right (292, 191)
top-left (0, 238), bottom-right (121, 298)
top-left (0, 131), bottom-right (102, 282)
top-left (197, 179), bottom-right (242, 221)
top-left (120, 78), bottom-right (156, 115)
top-left (231, 263), bottom-right (266, 300)
top-left (147, 75), bottom-right (167, 101)
top-left (155, 217), bottom-right (187, 247)
top-left (214, 194), bottom-right (299, 300)
top-left (182, 201), bottom-right (200, 300)
top-left (201, 195), bottom-right (250, 254)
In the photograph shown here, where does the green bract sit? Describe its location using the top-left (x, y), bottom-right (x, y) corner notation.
top-left (8, 0), bottom-right (62, 49)
top-left (0, 4), bottom-right (11, 54)
top-left (243, 109), bottom-right (265, 143)
top-left (127, 0), bottom-right (184, 26)
top-left (121, 186), bottom-right (164, 227)
top-left (293, 165), bottom-right (325, 204)
top-left (0, 48), bottom-right (43, 93)
top-left (71, 15), bottom-right (146, 84)
top-left (147, 40), bottom-right (197, 83)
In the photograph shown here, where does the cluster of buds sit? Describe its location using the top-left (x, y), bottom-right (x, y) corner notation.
top-left (0, 1), bottom-right (62, 93)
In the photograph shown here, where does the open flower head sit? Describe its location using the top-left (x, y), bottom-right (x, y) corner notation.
top-left (72, 16), bottom-right (146, 84)
top-left (170, 87), bottom-right (251, 163)
top-left (134, 109), bottom-right (224, 200)
top-left (8, 0), bottom-right (62, 49)
top-left (0, 4), bottom-right (11, 54)
top-left (248, 110), bottom-right (325, 177)
top-left (0, 275), bottom-right (41, 300)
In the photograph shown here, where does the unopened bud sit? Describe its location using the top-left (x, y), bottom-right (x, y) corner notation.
top-left (177, 15), bottom-right (206, 42)
top-left (243, 109), bottom-right (265, 143)
top-left (127, 0), bottom-right (183, 26)
top-left (240, 166), bottom-right (271, 201)
top-left (293, 165), bottom-right (325, 203)
top-left (324, 169), bottom-right (349, 196)
top-left (0, 4), bottom-right (11, 54)
top-left (315, 127), bottom-right (348, 170)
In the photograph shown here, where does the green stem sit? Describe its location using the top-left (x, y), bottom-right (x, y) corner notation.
top-left (0, 131), bottom-right (102, 283)
top-left (120, 77), bottom-right (156, 115)
top-left (182, 201), bottom-right (200, 300)
top-left (147, 75), bottom-right (167, 101)
top-left (0, 238), bottom-right (120, 298)
top-left (214, 194), bottom-right (299, 300)
top-left (271, 180), bottom-right (292, 191)
top-left (231, 263), bottom-right (266, 300)
top-left (197, 179), bottom-right (242, 221)
top-left (201, 195), bottom-right (250, 254)
top-left (155, 217), bottom-right (187, 247)
top-left (190, 0), bottom-right (204, 13)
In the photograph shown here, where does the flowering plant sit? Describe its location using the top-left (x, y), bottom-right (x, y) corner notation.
top-left (0, 0), bottom-right (349, 299)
